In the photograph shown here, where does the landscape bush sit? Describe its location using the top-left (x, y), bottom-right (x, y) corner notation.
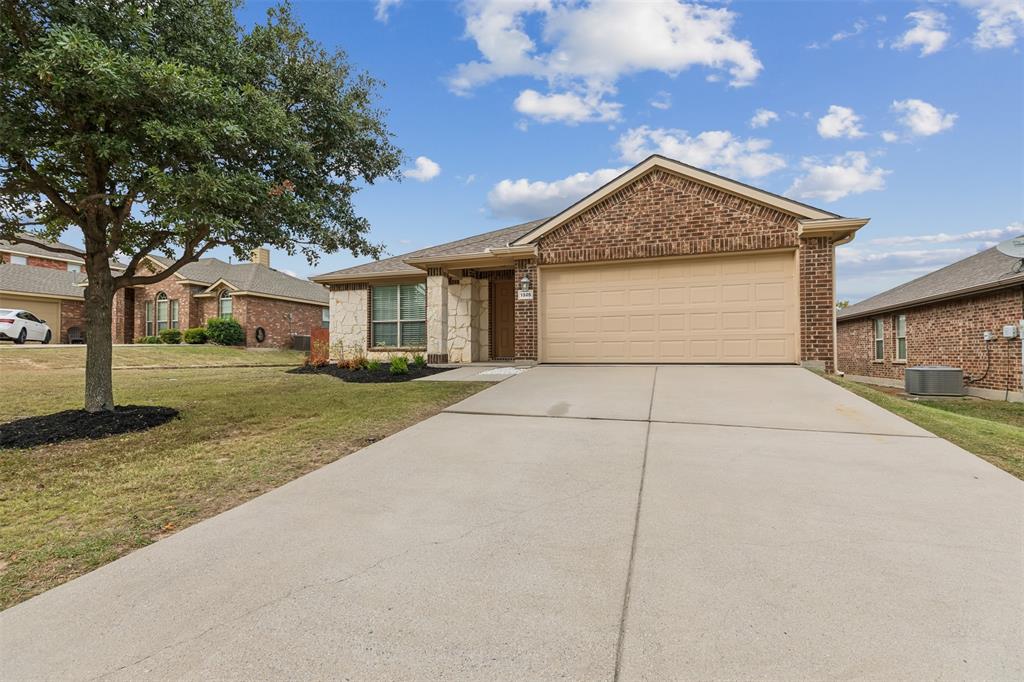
top-left (136, 335), bottom-right (162, 344)
top-left (366, 359), bottom-right (381, 372)
top-left (205, 318), bottom-right (245, 346)
top-left (389, 356), bottom-right (409, 375)
top-left (158, 328), bottom-right (182, 344)
top-left (411, 354), bottom-right (427, 368)
top-left (183, 327), bottom-right (208, 344)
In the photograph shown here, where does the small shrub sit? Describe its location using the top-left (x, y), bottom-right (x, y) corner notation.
top-left (366, 359), bottom-right (381, 372)
top-left (183, 327), bottom-right (207, 344)
top-left (159, 328), bottom-right (182, 344)
top-left (136, 335), bottom-right (162, 344)
top-left (389, 356), bottom-right (409, 375)
top-left (206, 317), bottom-right (245, 346)
top-left (412, 354), bottom-right (427, 368)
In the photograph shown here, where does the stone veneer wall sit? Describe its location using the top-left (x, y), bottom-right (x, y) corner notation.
top-left (837, 286), bottom-right (1023, 397)
top-left (328, 284), bottom-right (368, 359)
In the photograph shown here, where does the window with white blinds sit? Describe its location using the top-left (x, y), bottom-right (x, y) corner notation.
top-left (371, 283), bottom-right (426, 347)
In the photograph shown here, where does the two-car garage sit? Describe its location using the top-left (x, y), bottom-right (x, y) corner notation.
top-left (540, 250), bottom-right (799, 364)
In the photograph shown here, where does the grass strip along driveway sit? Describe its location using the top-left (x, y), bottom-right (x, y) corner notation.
top-left (824, 374), bottom-right (1024, 480)
top-left (0, 347), bottom-right (486, 609)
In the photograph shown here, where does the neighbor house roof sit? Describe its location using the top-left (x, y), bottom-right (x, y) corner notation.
top-left (148, 256), bottom-right (328, 305)
top-left (311, 155), bottom-right (866, 284)
top-left (1, 233), bottom-right (128, 270)
top-left (311, 219), bottom-right (546, 282)
top-left (0, 263), bottom-right (85, 299)
top-left (838, 242), bottom-right (1024, 321)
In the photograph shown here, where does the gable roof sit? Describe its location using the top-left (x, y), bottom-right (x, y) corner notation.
top-left (0, 263), bottom-right (85, 299)
top-left (838, 242), bottom-right (1024, 320)
top-left (147, 256), bottom-right (328, 305)
top-left (310, 219), bottom-right (545, 282)
top-left (511, 155), bottom-right (848, 246)
top-left (311, 155), bottom-right (867, 283)
top-left (1, 233), bottom-right (128, 270)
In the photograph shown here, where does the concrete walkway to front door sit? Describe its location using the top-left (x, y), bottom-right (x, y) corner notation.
top-left (2, 366), bottom-right (1021, 680)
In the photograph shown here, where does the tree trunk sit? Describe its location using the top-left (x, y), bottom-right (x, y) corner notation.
top-left (84, 269), bottom-right (115, 413)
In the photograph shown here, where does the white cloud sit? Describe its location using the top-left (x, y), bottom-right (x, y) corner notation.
top-left (868, 223), bottom-right (1023, 245)
top-left (786, 152), bottom-right (890, 202)
top-left (616, 126), bottom-right (786, 179)
top-left (449, 0), bottom-right (762, 124)
top-left (403, 156), bottom-right (441, 182)
top-left (958, 0), bottom-right (1024, 49)
top-left (808, 17), bottom-right (870, 48)
top-left (487, 167), bottom-right (625, 219)
top-left (817, 105), bottom-right (866, 139)
top-left (374, 0), bottom-right (401, 23)
top-left (881, 130), bottom-right (900, 143)
top-left (749, 108), bottom-right (779, 129)
top-left (891, 98), bottom-right (957, 137)
top-left (893, 10), bottom-right (950, 56)
top-left (650, 91), bottom-right (672, 110)
top-left (513, 88), bottom-right (621, 124)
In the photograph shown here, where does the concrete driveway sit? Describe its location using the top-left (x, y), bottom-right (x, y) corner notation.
top-left (2, 366), bottom-right (1021, 680)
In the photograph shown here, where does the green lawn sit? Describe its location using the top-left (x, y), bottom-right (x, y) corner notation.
top-left (0, 349), bottom-right (486, 609)
top-left (824, 375), bottom-right (1024, 480)
top-left (0, 343), bottom-right (307, 373)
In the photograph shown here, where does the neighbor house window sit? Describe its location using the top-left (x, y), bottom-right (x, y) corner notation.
top-left (145, 301), bottom-right (154, 336)
top-left (67, 263), bottom-right (81, 273)
top-left (371, 283), bottom-right (426, 347)
top-left (10, 254), bottom-right (27, 265)
top-left (321, 307), bottom-right (329, 329)
top-left (156, 292), bottom-right (169, 332)
top-left (218, 290), bottom-right (232, 318)
top-left (894, 314), bottom-right (907, 361)
top-left (873, 318), bottom-right (884, 361)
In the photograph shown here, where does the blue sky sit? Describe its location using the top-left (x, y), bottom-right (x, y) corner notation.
top-left (107, 2), bottom-right (1024, 302)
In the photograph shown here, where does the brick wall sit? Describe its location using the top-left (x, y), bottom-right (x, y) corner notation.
top-left (535, 169), bottom-right (800, 266)
top-left (240, 295), bottom-right (326, 348)
top-left (111, 288), bottom-right (134, 343)
top-left (59, 300), bottom-right (85, 344)
top-left (133, 277), bottom-right (199, 338)
top-left (0, 251), bottom-right (77, 270)
top-left (513, 259), bottom-right (537, 360)
top-left (837, 286), bottom-right (1023, 394)
top-left (799, 236), bottom-right (836, 372)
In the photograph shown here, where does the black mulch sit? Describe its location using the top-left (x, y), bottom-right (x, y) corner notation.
top-left (0, 405), bottom-right (179, 449)
top-left (289, 363), bottom-right (454, 383)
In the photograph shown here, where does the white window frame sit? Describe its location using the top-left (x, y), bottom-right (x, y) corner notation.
top-left (10, 254), bottom-right (27, 265)
top-left (321, 307), bottom-right (330, 329)
top-left (218, 290), bottom-right (232, 319)
top-left (145, 301), bottom-right (154, 336)
top-left (371, 284), bottom-right (426, 348)
top-left (894, 314), bottom-right (907, 361)
top-left (156, 292), bottom-right (169, 332)
top-left (873, 318), bottom-right (884, 361)
top-left (67, 263), bottom-right (82, 273)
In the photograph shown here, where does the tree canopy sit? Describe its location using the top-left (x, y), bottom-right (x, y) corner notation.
top-left (0, 0), bottom-right (402, 410)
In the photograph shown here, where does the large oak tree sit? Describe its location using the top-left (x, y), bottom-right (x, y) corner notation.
top-left (0, 0), bottom-right (400, 411)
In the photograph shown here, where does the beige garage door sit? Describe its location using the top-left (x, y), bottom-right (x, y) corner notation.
top-left (0, 294), bottom-right (61, 327)
top-left (541, 251), bottom-right (798, 363)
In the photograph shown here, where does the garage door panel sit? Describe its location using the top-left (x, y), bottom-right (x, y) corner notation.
top-left (541, 252), bottom-right (797, 364)
top-left (0, 295), bottom-right (61, 331)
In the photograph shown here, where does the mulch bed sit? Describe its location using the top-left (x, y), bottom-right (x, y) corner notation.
top-left (0, 405), bottom-right (179, 449)
top-left (289, 363), bottom-right (453, 383)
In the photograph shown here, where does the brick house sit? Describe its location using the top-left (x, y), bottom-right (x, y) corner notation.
top-left (2, 235), bottom-right (329, 347)
top-left (837, 243), bottom-right (1024, 401)
top-left (1, 234), bottom-right (127, 344)
top-left (313, 155), bottom-right (868, 369)
top-left (132, 249), bottom-right (329, 347)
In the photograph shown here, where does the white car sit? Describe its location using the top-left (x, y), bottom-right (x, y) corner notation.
top-left (0, 309), bottom-right (53, 344)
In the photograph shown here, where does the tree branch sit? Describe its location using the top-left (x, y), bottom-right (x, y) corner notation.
top-left (115, 235), bottom-right (221, 289)
top-left (13, 157), bottom-right (79, 223)
top-left (7, 236), bottom-right (86, 258)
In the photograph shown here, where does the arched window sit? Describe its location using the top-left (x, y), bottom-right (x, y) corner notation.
top-left (218, 290), bottom-right (232, 319)
top-left (156, 292), bottom-right (169, 332)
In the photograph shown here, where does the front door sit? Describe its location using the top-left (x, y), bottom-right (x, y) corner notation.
top-left (492, 279), bottom-right (514, 359)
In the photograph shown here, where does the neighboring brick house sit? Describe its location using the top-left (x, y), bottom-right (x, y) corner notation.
top-left (1, 234), bottom-right (127, 344)
top-left (837, 244), bottom-right (1024, 401)
top-left (313, 155), bottom-right (868, 369)
top-left (133, 249), bottom-right (328, 348)
top-left (2, 235), bottom-right (328, 347)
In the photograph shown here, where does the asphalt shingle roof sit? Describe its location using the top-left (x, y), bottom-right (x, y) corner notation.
top-left (838, 241), bottom-right (1024, 320)
top-left (151, 256), bottom-right (328, 304)
top-left (1, 234), bottom-right (128, 270)
top-left (0, 263), bottom-right (85, 299)
top-left (312, 219), bottom-right (547, 279)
